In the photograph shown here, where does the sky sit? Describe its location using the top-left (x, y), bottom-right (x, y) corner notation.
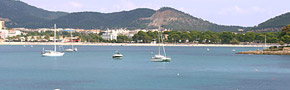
top-left (21, 0), bottom-right (290, 27)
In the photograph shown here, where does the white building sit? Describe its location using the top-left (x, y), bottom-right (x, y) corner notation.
top-left (8, 30), bottom-right (22, 37)
top-left (0, 21), bottom-right (4, 29)
top-left (0, 30), bottom-right (9, 39)
top-left (101, 30), bottom-right (118, 40)
top-left (101, 29), bottom-right (131, 40)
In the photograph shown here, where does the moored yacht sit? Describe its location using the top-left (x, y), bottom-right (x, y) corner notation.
top-left (151, 54), bottom-right (171, 62)
top-left (64, 30), bottom-right (77, 52)
top-left (41, 24), bottom-right (65, 57)
top-left (64, 47), bottom-right (78, 52)
top-left (151, 26), bottom-right (171, 62)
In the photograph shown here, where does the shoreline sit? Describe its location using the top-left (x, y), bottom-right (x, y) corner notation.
top-left (237, 51), bottom-right (290, 55)
top-left (0, 42), bottom-right (275, 47)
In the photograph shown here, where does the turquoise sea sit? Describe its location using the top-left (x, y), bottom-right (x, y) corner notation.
top-left (0, 45), bottom-right (289, 90)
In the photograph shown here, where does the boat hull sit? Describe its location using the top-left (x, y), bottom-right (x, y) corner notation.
top-left (112, 55), bottom-right (123, 59)
top-left (64, 49), bottom-right (74, 52)
top-left (151, 58), bottom-right (171, 62)
top-left (41, 52), bottom-right (65, 57)
top-left (64, 48), bottom-right (77, 52)
top-left (112, 56), bottom-right (123, 59)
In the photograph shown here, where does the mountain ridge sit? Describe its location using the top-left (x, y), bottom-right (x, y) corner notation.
top-left (246, 12), bottom-right (290, 32)
top-left (1, 0), bottom-right (289, 32)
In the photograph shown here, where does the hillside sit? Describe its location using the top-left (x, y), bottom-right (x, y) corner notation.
top-left (0, 0), bottom-right (245, 31)
top-left (8, 0), bottom-right (290, 32)
top-left (142, 7), bottom-right (243, 32)
top-left (258, 12), bottom-right (290, 28)
top-left (49, 7), bottom-right (243, 31)
top-left (49, 8), bottom-right (156, 29)
top-left (0, 0), bottom-right (68, 28)
top-left (247, 12), bottom-right (290, 32)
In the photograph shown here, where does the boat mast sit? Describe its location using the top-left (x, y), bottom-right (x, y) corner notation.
top-left (54, 24), bottom-right (57, 52)
top-left (158, 26), bottom-right (161, 55)
top-left (264, 34), bottom-right (267, 49)
top-left (161, 28), bottom-right (166, 57)
top-left (71, 30), bottom-right (74, 49)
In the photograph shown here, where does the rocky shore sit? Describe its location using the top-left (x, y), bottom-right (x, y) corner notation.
top-left (236, 50), bottom-right (290, 55)
top-left (237, 46), bottom-right (290, 55)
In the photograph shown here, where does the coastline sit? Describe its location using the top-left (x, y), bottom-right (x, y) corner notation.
top-left (237, 51), bottom-right (290, 55)
top-left (0, 42), bottom-right (273, 47)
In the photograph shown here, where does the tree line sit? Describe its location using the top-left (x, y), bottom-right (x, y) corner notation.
top-left (131, 25), bottom-right (290, 44)
top-left (7, 25), bottom-right (290, 44)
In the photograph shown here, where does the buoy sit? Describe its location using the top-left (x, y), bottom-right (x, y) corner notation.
top-left (54, 89), bottom-right (60, 90)
top-left (177, 73), bottom-right (180, 76)
top-left (232, 49), bottom-right (236, 51)
top-left (254, 69), bottom-right (258, 72)
top-left (206, 48), bottom-right (210, 51)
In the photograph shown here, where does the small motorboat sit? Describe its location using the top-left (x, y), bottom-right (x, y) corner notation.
top-left (112, 51), bottom-right (123, 59)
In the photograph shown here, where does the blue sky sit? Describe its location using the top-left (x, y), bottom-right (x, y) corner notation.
top-left (21, 0), bottom-right (290, 27)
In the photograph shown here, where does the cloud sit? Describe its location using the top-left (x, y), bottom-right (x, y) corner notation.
top-left (68, 1), bottom-right (83, 8)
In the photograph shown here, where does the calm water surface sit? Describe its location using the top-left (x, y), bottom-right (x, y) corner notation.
top-left (0, 45), bottom-right (289, 90)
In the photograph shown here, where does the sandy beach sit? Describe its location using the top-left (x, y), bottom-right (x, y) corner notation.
top-left (0, 42), bottom-right (275, 47)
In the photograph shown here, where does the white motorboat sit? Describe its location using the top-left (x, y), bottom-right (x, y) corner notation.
top-left (112, 51), bottom-right (123, 59)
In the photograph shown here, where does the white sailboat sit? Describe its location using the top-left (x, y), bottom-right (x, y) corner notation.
top-left (41, 24), bottom-right (65, 57)
top-left (151, 26), bottom-right (171, 62)
top-left (64, 30), bottom-right (77, 52)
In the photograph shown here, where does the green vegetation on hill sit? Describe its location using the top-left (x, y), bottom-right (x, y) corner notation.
top-left (152, 7), bottom-right (244, 32)
top-left (0, 0), bottom-right (68, 28)
top-left (0, 0), bottom-right (244, 32)
top-left (1, 0), bottom-right (290, 32)
top-left (50, 8), bottom-right (156, 29)
top-left (258, 13), bottom-right (290, 29)
top-left (280, 25), bottom-right (290, 43)
top-left (248, 12), bottom-right (290, 32)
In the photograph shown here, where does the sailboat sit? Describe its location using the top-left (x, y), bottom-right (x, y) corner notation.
top-left (64, 30), bottom-right (77, 52)
top-left (151, 26), bottom-right (171, 62)
top-left (41, 24), bottom-right (65, 57)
